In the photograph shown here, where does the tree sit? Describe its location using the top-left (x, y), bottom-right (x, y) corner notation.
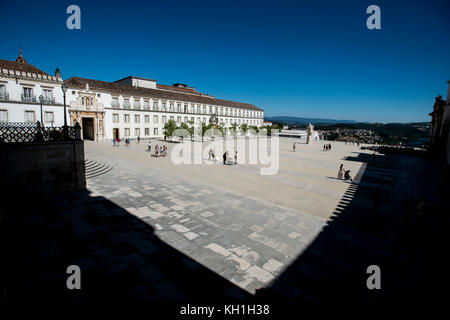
top-left (163, 119), bottom-right (177, 140)
top-left (180, 121), bottom-right (195, 141)
top-left (216, 122), bottom-right (226, 137)
top-left (230, 122), bottom-right (239, 141)
top-left (200, 122), bottom-right (213, 142)
top-left (249, 125), bottom-right (259, 134)
top-left (240, 123), bottom-right (249, 135)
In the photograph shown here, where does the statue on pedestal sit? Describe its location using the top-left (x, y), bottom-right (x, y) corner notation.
top-left (306, 123), bottom-right (314, 144)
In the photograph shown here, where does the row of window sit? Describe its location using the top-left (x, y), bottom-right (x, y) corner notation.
top-left (0, 84), bottom-right (55, 103)
top-left (0, 109), bottom-right (261, 126)
top-left (110, 97), bottom-right (262, 118)
top-left (0, 109), bottom-right (54, 123)
top-left (121, 127), bottom-right (158, 137)
top-left (113, 114), bottom-right (195, 124)
top-left (112, 113), bottom-right (261, 126)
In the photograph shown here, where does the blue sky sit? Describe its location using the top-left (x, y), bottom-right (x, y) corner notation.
top-left (0, 0), bottom-right (449, 123)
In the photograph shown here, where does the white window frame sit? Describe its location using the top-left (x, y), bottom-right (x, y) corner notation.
top-left (0, 109), bottom-right (8, 122)
top-left (44, 111), bottom-right (54, 123)
top-left (24, 110), bottom-right (35, 123)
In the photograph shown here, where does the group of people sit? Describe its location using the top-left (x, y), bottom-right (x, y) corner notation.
top-left (207, 149), bottom-right (238, 165)
top-left (222, 150), bottom-right (238, 165)
top-left (337, 163), bottom-right (352, 181)
top-left (146, 141), bottom-right (167, 157)
top-left (112, 137), bottom-right (135, 146)
top-left (323, 143), bottom-right (332, 151)
top-left (154, 144), bottom-right (167, 157)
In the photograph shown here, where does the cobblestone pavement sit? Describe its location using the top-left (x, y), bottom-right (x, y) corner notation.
top-left (86, 151), bottom-right (327, 295)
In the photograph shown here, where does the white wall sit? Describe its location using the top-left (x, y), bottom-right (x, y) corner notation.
top-left (64, 86), bottom-right (264, 140)
top-left (0, 77), bottom-right (67, 126)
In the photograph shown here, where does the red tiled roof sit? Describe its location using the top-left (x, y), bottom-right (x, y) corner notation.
top-left (0, 58), bottom-right (51, 76)
top-left (64, 76), bottom-right (263, 111)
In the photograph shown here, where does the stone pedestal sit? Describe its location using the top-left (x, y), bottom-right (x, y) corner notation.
top-left (306, 123), bottom-right (314, 144)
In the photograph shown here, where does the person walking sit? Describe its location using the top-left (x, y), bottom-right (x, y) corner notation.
top-left (113, 138), bottom-right (116, 147)
top-left (223, 151), bottom-right (227, 164)
top-left (137, 136), bottom-right (140, 143)
top-left (293, 143), bottom-right (296, 152)
top-left (235, 150), bottom-right (238, 165)
top-left (147, 140), bottom-right (152, 152)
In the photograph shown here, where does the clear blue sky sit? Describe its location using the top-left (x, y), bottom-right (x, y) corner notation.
top-left (1, 0), bottom-right (449, 123)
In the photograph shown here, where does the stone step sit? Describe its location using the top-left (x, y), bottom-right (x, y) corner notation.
top-left (84, 159), bottom-right (113, 179)
top-left (85, 162), bottom-right (108, 173)
top-left (87, 166), bottom-right (112, 179)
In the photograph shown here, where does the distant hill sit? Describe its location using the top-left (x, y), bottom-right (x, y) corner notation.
top-left (265, 116), bottom-right (358, 126)
top-left (314, 122), bottom-right (430, 144)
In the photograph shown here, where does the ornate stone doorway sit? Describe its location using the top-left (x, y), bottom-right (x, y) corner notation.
top-left (82, 117), bottom-right (95, 140)
top-left (70, 111), bottom-right (105, 141)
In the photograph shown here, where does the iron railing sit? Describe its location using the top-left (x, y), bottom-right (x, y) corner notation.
top-left (21, 94), bottom-right (36, 102)
top-left (43, 97), bottom-right (56, 104)
top-left (0, 93), bottom-right (9, 100)
top-left (0, 122), bottom-right (80, 143)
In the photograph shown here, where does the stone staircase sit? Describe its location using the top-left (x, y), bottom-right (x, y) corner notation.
top-left (85, 159), bottom-right (112, 179)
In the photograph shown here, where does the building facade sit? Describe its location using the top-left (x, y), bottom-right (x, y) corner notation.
top-left (0, 51), bottom-right (264, 141)
top-left (64, 76), bottom-right (264, 141)
top-left (0, 50), bottom-right (67, 127)
top-left (429, 81), bottom-right (450, 165)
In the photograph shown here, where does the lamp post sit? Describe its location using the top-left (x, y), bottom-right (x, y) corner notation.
top-left (61, 83), bottom-right (68, 138)
top-left (61, 83), bottom-right (68, 126)
top-left (39, 95), bottom-right (44, 126)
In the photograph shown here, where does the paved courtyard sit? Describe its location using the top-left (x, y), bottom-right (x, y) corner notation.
top-left (83, 138), bottom-right (398, 296)
top-left (6, 137), bottom-right (447, 302)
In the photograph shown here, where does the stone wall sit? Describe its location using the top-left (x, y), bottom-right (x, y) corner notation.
top-left (0, 140), bottom-right (86, 194)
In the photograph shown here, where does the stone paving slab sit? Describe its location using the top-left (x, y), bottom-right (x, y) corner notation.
top-left (85, 149), bottom-right (327, 294)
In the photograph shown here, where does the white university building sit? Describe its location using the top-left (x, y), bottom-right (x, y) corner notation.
top-left (0, 50), bottom-right (66, 127)
top-left (0, 50), bottom-right (264, 141)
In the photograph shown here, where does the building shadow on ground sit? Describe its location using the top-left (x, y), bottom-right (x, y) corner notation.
top-left (3, 150), bottom-right (448, 304)
top-left (2, 188), bottom-right (252, 303)
top-left (255, 151), bottom-right (448, 302)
